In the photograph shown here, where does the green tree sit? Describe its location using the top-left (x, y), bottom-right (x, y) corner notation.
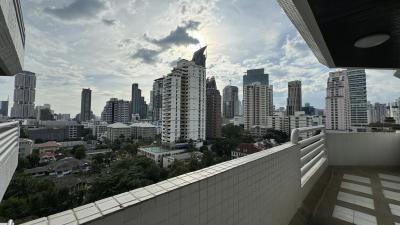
top-left (87, 156), bottom-right (165, 202)
top-left (201, 150), bottom-right (215, 167)
top-left (168, 160), bottom-right (189, 178)
top-left (27, 150), bottom-right (40, 168)
top-left (71, 145), bottom-right (87, 159)
top-left (122, 143), bottom-right (138, 156)
top-left (263, 129), bottom-right (289, 144)
top-left (222, 124), bottom-right (244, 139)
top-left (112, 139), bottom-right (122, 151)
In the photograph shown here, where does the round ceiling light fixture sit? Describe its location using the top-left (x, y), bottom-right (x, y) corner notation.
top-left (354, 33), bottom-right (390, 48)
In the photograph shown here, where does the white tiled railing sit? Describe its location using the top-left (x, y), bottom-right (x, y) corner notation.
top-left (0, 121), bottom-right (19, 202)
top-left (291, 125), bottom-right (328, 198)
top-left (21, 126), bottom-right (329, 225)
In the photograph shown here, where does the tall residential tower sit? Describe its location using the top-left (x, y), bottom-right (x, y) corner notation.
top-left (80, 88), bottom-right (91, 122)
top-left (11, 71), bottom-right (36, 118)
top-left (206, 77), bottom-right (222, 139)
top-left (222, 85), bottom-right (239, 119)
top-left (286, 80), bottom-right (302, 116)
top-left (325, 71), bottom-right (350, 130)
top-left (162, 47), bottom-right (207, 145)
top-left (347, 69), bottom-right (368, 127)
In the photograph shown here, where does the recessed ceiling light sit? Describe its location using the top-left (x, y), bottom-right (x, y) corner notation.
top-left (354, 33), bottom-right (390, 48)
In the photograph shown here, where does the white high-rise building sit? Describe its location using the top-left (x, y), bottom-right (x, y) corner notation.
top-left (11, 71), bottom-right (36, 118)
top-left (101, 98), bottom-right (130, 124)
top-left (388, 98), bottom-right (400, 124)
top-left (243, 82), bottom-right (273, 130)
top-left (325, 71), bottom-right (350, 130)
top-left (161, 47), bottom-right (207, 146)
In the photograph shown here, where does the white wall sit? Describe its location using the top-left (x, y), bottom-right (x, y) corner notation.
top-left (23, 143), bottom-right (305, 225)
top-left (326, 132), bottom-right (400, 166)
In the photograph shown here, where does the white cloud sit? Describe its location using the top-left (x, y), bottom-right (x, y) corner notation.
top-left (2, 0), bottom-right (395, 116)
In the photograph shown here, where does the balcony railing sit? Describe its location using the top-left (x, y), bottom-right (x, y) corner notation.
top-left (21, 125), bottom-right (328, 225)
top-left (0, 121), bottom-right (19, 202)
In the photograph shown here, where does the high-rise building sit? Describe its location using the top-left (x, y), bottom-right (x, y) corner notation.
top-left (325, 71), bottom-right (350, 130)
top-left (101, 98), bottom-right (130, 124)
top-left (206, 77), bottom-right (222, 139)
top-left (388, 98), bottom-right (400, 124)
top-left (347, 69), bottom-right (368, 127)
top-left (131, 83), bottom-right (147, 119)
top-left (35, 104), bottom-right (54, 121)
top-left (0, 100), bottom-right (8, 117)
top-left (0, 0), bottom-right (25, 77)
top-left (11, 71), bottom-right (36, 118)
top-left (243, 68), bottom-right (269, 86)
top-left (243, 82), bottom-right (273, 130)
top-left (152, 78), bottom-right (164, 122)
top-left (367, 102), bottom-right (387, 124)
top-left (222, 85), bottom-right (239, 119)
top-left (80, 88), bottom-right (91, 122)
top-left (302, 103), bottom-right (315, 116)
top-left (286, 80), bottom-right (302, 116)
top-left (162, 47), bottom-right (207, 145)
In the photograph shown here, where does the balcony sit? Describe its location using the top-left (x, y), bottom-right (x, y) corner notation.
top-left (0, 122), bottom-right (19, 201)
top-left (15, 126), bottom-right (400, 225)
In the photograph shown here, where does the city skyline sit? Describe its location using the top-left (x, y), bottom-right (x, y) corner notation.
top-left (0, 0), bottom-right (398, 116)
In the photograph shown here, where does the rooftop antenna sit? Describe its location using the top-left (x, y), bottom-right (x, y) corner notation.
top-left (229, 80), bottom-right (232, 86)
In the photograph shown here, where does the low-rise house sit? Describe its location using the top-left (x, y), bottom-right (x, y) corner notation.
top-left (138, 146), bottom-right (185, 165)
top-left (34, 141), bottom-right (62, 154)
top-left (39, 152), bottom-right (56, 164)
top-left (130, 122), bottom-right (157, 139)
top-left (25, 157), bottom-right (90, 177)
top-left (231, 143), bottom-right (264, 159)
top-left (162, 151), bottom-right (203, 168)
top-left (19, 138), bottom-right (34, 158)
top-left (106, 123), bottom-right (131, 142)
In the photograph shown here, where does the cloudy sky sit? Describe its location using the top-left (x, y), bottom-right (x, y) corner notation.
top-left (0, 0), bottom-right (398, 116)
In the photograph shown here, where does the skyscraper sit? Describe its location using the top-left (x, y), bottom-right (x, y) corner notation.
top-left (243, 82), bottom-right (273, 130)
top-left (101, 98), bottom-right (130, 124)
top-left (206, 77), bottom-right (222, 139)
top-left (0, 100), bottom-right (8, 117)
top-left (131, 83), bottom-right (147, 119)
top-left (325, 71), bottom-right (350, 130)
top-left (80, 88), bottom-right (91, 122)
top-left (152, 78), bottom-right (163, 122)
top-left (286, 80), bottom-right (302, 116)
top-left (11, 71), bottom-right (36, 118)
top-left (347, 69), bottom-right (368, 127)
top-left (162, 47), bottom-right (207, 145)
top-left (222, 85), bottom-right (239, 119)
top-left (243, 68), bottom-right (269, 86)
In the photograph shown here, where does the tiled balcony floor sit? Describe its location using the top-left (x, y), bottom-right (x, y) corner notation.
top-left (312, 167), bottom-right (400, 225)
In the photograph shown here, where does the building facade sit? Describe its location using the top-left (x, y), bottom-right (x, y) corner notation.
top-left (368, 102), bottom-right (387, 124)
top-left (388, 98), bottom-right (400, 124)
top-left (286, 80), bottom-right (302, 116)
top-left (152, 78), bottom-right (163, 122)
top-left (80, 88), bottom-right (92, 122)
top-left (162, 47), bottom-right (207, 145)
top-left (11, 71), bottom-right (36, 118)
top-left (347, 69), bottom-right (368, 127)
top-left (0, 100), bottom-right (8, 117)
top-left (325, 71), bottom-right (350, 130)
top-left (0, 0), bottom-right (25, 76)
top-left (206, 77), bottom-right (222, 139)
top-left (243, 68), bottom-right (269, 86)
top-left (243, 82), bottom-right (273, 130)
top-left (222, 85), bottom-right (239, 119)
top-left (131, 83), bottom-right (147, 120)
top-left (101, 98), bottom-right (130, 124)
